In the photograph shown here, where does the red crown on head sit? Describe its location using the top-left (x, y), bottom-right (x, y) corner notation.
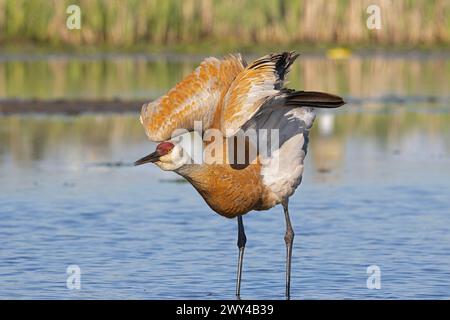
top-left (156, 142), bottom-right (174, 155)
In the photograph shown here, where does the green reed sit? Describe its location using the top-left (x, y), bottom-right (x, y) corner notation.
top-left (0, 0), bottom-right (449, 48)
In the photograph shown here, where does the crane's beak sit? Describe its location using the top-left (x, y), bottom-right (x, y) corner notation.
top-left (134, 151), bottom-right (160, 166)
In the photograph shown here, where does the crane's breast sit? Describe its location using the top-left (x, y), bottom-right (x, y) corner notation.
top-left (182, 163), bottom-right (265, 218)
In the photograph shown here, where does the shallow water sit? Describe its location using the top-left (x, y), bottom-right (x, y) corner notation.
top-left (1, 53), bottom-right (450, 299)
top-left (1, 106), bottom-right (450, 299)
top-left (1, 53), bottom-right (449, 101)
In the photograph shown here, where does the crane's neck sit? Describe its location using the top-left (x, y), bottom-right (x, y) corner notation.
top-left (175, 164), bottom-right (206, 185)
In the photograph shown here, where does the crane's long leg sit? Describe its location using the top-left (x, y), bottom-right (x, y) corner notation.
top-left (235, 215), bottom-right (246, 299)
top-left (282, 199), bottom-right (294, 299)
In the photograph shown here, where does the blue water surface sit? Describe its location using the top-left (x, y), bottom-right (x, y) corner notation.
top-left (1, 107), bottom-right (449, 299)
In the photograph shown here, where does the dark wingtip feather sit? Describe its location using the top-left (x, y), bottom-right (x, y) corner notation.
top-left (248, 51), bottom-right (300, 88)
top-left (283, 90), bottom-right (346, 108)
top-left (275, 51), bottom-right (300, 81)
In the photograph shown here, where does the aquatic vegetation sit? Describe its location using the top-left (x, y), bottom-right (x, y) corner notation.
top-left (0, 0), bottom-right (448, 48)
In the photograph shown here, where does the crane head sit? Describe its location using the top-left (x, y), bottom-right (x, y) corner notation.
top-left (134, 132), bottom-right (202, 171)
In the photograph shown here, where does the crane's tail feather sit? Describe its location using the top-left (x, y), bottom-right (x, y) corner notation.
top-left (282, 90), bottom-right (345, 108)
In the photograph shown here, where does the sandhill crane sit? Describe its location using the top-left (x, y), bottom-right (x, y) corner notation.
top-left (135, 52), bottom-right (345, 299)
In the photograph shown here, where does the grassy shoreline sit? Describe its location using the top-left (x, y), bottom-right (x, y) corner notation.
top-left (0, 0), bottom-right (449, 51)
top-left (1, 41), bottom-right (450, 57)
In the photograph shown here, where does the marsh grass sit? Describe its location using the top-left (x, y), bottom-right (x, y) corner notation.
top-left (0, 0), bottom-right (449, 48)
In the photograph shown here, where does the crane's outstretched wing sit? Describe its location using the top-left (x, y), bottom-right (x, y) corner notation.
top-left (140, 54), bottom-right (246, 141)
top-left (218, 52), bottom-right (298, 137)
top-left (238, 89), bottom-right (344, 203)
top-left (219, 52), bottom-right (344, 137)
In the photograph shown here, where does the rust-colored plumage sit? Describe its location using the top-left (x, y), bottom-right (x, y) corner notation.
top-left (140, 54), bottom-right (245, 141)
top-left (179, 162), bottom-right (269, 218)
top-left (136, 51), bottom-right (345, 298)
top-left (218, 52), bottom-right (299, 136)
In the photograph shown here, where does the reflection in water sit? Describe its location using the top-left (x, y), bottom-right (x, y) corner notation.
top-left (1, 109), bottom-right (450, 299)
top-left (312, 108), bottom-right (450, 180)
top-left (1, 109), bottom-right (449, 175)
top-left (1, 55), bottom-right (450, 299)
top-left (314, 113), bottom-right (342, 178)
top-left (0, 114), bottom-right (148, 170)
top-left (0, 55), bottom-right (449, 100)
